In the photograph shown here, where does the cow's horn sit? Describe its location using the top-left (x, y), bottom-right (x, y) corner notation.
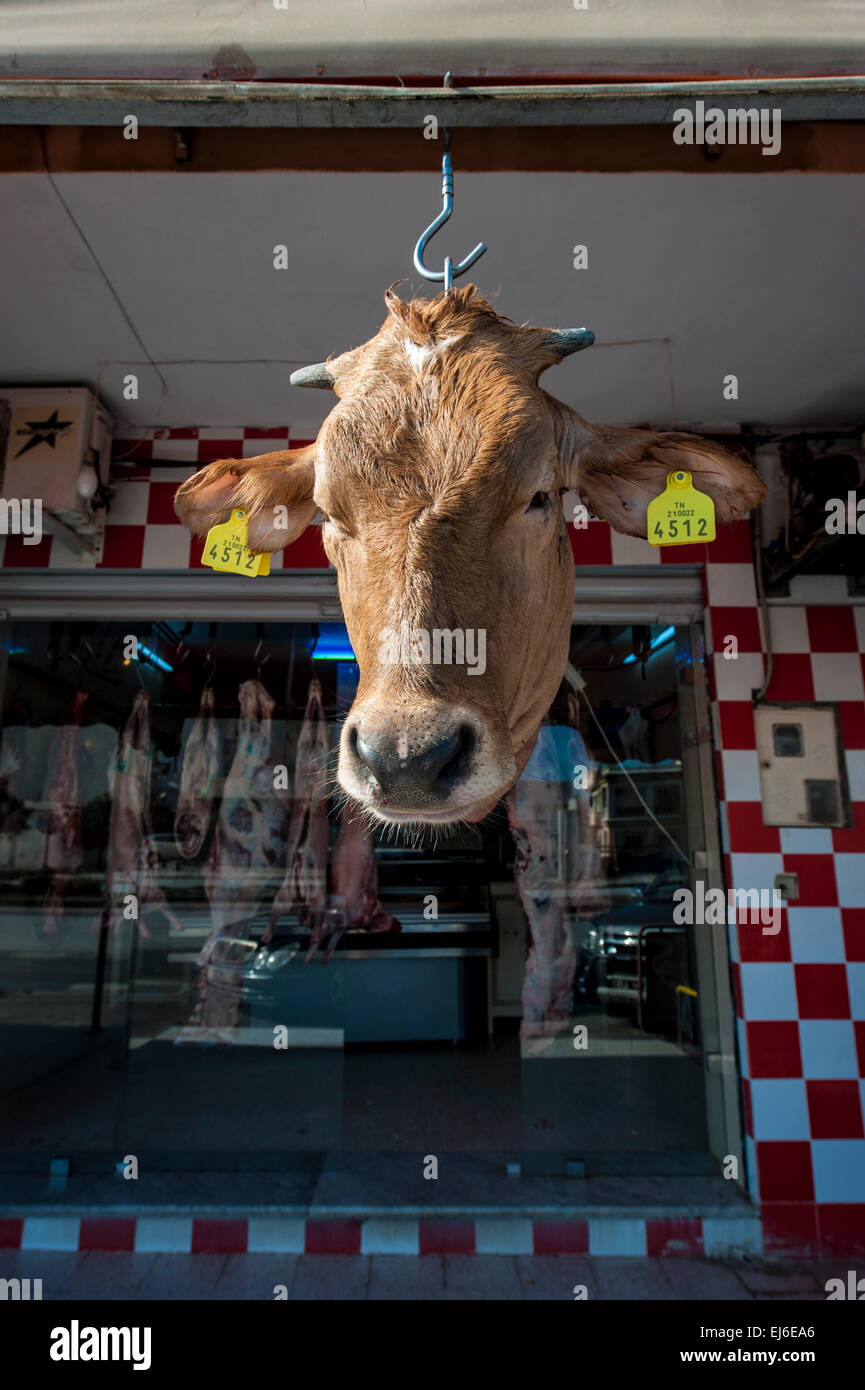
top-left (545, 328), bottom-right (595, 357)
top-left (290, 363), bottom-right (335, 389)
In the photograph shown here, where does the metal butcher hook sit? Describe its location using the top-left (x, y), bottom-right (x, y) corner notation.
top-left (412, 73), bottom-right (487, 293)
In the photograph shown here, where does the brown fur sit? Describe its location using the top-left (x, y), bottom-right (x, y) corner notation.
top-left (174, 287), bottom-right (765, 823)
top-left (175, 447), bottom-right (317, 549)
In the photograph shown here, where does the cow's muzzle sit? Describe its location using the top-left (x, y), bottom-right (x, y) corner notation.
top-left (339, 705), bottom-right (502, 823)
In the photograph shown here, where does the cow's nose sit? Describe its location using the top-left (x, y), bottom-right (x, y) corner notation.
top-left (348, 722), bottom-right (475, 804)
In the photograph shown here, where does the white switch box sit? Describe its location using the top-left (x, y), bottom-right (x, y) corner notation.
top-left (755, 705), bottom-right (846, 828)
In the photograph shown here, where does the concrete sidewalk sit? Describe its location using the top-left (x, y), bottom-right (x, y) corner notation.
top-left (0, 1249), bottom-right (837, 1300)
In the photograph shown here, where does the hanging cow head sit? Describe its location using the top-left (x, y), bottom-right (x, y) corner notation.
top-left (175, 286), bottom-right (765, 826)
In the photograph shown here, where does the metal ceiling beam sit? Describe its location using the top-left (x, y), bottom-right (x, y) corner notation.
top-left (0, 78), bottom-right (864, 128)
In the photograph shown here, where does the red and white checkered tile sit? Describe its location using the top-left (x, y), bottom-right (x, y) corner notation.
top-left (0, 428), bottom-right (330, 571)
top-left (0, 1212), bottom-right (761, 1258)
top-left (706, 534), bottom-right (865, 1255)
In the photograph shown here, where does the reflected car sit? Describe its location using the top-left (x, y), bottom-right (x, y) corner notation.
top-left (575, 868), bottom-right (690, 1013)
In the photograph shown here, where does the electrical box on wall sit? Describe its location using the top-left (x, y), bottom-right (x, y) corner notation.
top-left (754, 705), bottom-right (847, 827)
top-left (0, 386), bottom-right (113, 560)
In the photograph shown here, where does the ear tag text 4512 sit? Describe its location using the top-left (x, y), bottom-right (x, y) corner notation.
top-left (202, 509), bottom-right (270, 577)
top-left (647, 470), bottom-right (716, 547)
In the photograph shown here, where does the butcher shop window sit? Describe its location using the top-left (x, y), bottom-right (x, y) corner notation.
top-left (0, 616), bottom-right (716, 1182)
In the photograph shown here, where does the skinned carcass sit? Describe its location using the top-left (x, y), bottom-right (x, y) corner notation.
top-left (41, 689), bottom-right (89, 937)
top-left (508, 720), bottom-right (600, 1052)
top-left (174, 685), bottom-right (220, 858)
top-left (98, 690), bottom-right (184, 940)
top-left (203, 679), bottom-right (289, 932)
top-left (264, 678), bottom-right (400, 962)
top-left (264, 678), bottom-right (330, 944)
top-left (177, 679), bottom-right (288, 1044)
top-left (302, 805), bottom-right (401, 963)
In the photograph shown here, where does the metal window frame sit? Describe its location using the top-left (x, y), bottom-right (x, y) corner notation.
top-left (0, 563), bottom-right (704, 623)
top-left (677, 623), bottom-right (746, 1189)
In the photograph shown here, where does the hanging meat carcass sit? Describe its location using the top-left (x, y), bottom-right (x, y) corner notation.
top-left (174, 685), bottom-right (219, 858)
top-left (285, 677), bottom-right (330, 912)
top-left (264, 678), bottom-right (400, 961)
top-left (264, 678), bottom-right (330, 943)
top-left (41, 689), bottom-right (89, 937)
top-left (203, 679), bottom-right (289, 931)
top-left (302, 805), bottom-right (401, 963)
top-left (331, 808), bottom-right (401, 936)
top-left (98, 689), bottom-right (184, 940)
top-left (177, 678), bottom-right (289, 1043)
top-left (508, 720), bottom-right (600, 1052)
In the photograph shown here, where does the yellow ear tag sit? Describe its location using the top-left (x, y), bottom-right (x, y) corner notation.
top-left (202, 509), bottom-right (270, 578)
top-left (647, 470), bottom-right (716, 547)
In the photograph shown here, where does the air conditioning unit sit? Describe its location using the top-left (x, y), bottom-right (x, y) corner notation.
top-left (0, 387), bottom-right (113, 560)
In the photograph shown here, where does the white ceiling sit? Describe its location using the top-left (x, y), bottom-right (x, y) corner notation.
top-left (0, 170), bottom-right (863, 436)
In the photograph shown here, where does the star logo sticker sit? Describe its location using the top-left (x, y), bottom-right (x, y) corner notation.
top-left (14, 408), bottom-right (74, 458)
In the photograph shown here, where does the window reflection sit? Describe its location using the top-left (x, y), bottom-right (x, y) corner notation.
top-left (0, 620), bottom-right (709, 1178)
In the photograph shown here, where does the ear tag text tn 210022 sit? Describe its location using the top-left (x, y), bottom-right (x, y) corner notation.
top-left (646, 470), bottom-right (716, 546)
top-left (202, 510), bottom-right (270, 577)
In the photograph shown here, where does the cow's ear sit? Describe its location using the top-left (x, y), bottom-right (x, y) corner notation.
top-left (174, 446), bottom-right (318, 551)
top-left (557, 412), bottom-right (766, 538)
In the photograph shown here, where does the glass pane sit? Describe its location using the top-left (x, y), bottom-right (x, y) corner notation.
top-left (516, 622), bottom-right (710, 1176)
top-left (773, 723), bottom-right (804, 757)
top-left (805, 778), bottom-right (841, 825)
top-left (0, 624), bottom-right (126, 1172)
top-left (1, 616), bottom-right (719, 1192)
top-left (0, 621), bottom-right (350, 1182)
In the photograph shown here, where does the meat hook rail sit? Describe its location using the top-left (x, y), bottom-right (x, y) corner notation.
top-left (412, 73), bottom-right (487, 293)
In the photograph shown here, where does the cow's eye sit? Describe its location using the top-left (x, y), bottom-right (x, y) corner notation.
top-left (320, 512), bottom-right (349, 539)
top-left (526, 492), bottom-right (550, 513)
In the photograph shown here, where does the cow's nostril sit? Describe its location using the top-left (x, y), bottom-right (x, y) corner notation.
top-left (349, 721), bottom-right (477, 804)
top-left (354, 730), bottom-right (386, 790)
top-left (435, 723), bottom-right (475, 788)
